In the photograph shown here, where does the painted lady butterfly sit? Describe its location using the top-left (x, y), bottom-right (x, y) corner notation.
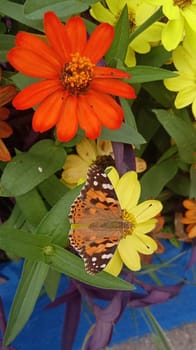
top-left (68, 155), bottom-right (124, 275)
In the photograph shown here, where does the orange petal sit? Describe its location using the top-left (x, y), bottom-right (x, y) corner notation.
top-left (186, 209), bottom-right (196, 218)
top-left (77, 95), bottom-right (101, 139)
top-left (183, 199), bottom-right (196, 210)
top-left (44, 12), bottom-right (71, 64)
top-left (91, 78), bottom-right (136, 99)
top-left (0, 139), bottom-right (11, 161)
top-left (13, 80), bottom-right (63, 110)
top-left (15, 32), bottom-right (61, 70)
top-left (32, 90), bottom-right (68, 132)
top-left (0, 107), bottom-right (10, 120)
top-left (94, 66), bottom-right (130, 79)
top-left (86, 89), bottom-right (124, 129)
top-left (8, 48), bottom-right (59, 79)
top-left (0, 85), bottom-right (17, 107)
top-left (83, 23), bottom-right (114, 64)
top-left (56, 95), bottom-right (78, 141)
top-left (64, 16), bottom-right (87, 54)
top-left (188, 224), bottom-right (196, 238)
top-left (181, 217), bottom-right (196, 224)
top-left (0, 120), bottom-right (13, 138)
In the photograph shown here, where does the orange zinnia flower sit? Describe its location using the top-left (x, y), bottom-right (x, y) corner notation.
top-left (7, 12), bottom-right (136, 141)
top-left (181, 199), bottom-right (196, 239)
top-left (0, 67), bottom-right (16, 161)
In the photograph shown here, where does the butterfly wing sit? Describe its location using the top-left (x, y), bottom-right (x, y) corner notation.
top-left (69, 156), bottom-right (122, 274)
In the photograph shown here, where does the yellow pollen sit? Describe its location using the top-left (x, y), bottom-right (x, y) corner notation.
top-left (173, 0), bottom-right (192, 8)
top-left (122, 209), bottom-right (135, 237)
top-left (61, 52), bottom-right (95, 95)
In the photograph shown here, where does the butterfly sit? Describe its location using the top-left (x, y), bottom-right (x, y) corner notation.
top-left (68, 155), bottom-right (127, 275)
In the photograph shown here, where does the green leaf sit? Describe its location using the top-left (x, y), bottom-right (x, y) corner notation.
top-left (0, 226), bottom-right (52, 259)
top-left (140, 158), bottom-right (178, 200)
top-left (0, 34), bottom-right (15, 61)
top-left (190, 164), bottom-right (196, 198)
top-left (154, 109), bottom-right (196, 164)
top-left (0, 140), bottom-right (66, 197)
top-left (35, 185), bottom-right (82, 244)
top-left (4, 204), bottom-right (26, 230)
top-left (105, 5), bottom-right (129, 66)
top-left (137, 46), bottom-right (172, 67)
top-left (136, 109), bottom-right (161, 156)
top-left (100, 123), bottom-right (146, 146)
top-left (4, 260), bottom-right (49, 345)
top-left (44, 269), bottom-right (61, 301)
top-left (23, 0), bottom-right (97, 19)
top-left (16, 189), bottom-right (48, 228)
top-left (38, 174), bottom-right (69, 206)
top-left (0, 1), bottom-right (44, 30)
top-left (143, 81), bottom-right (174, 108)
top-left (120, 98), bottom-right (137, 129)
top-left (167, 173), bottom-right (190, 197)
top-left (127, 66), bottom-right (177, 84)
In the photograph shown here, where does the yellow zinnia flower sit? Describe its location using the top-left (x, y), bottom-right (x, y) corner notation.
top-left (90, 0), bottom-right (163, 67)
top-left (104, 167), bottom-right (163, 276)
top-left (164, 43), bottom-right (196, 118)
top-left (144, 0), bottom-right (196, 50)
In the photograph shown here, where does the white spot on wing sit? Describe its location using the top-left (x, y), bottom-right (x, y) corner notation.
top-left (101, 253), bottom-right (113, 260)
top-left (102, 183), bottom-right (113, 190)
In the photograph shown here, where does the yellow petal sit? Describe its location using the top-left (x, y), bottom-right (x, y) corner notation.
top-left (162, 19), bottom-right (184, 51)
top-left (131, 36), bottom-right (151, 54)
top-left (136, 234), bottom-right (158, 254)
top-left (76, 138), bottom-right (97, 163)
top-left (173, 46), bottom-right (195, 74)
top-left (107, 166), bottom-right (119, 188)
top-left (192, 96), bottom-right (196, 119)
top-left (106, 0), bottom-right (126, 16)
top-left (163, 3), bottom-right (180, 20)
top-left (96, 139), bottom-right (113, 156)
top-left (90, 2), bottom-right (116, 24)
top-left (175, 86), bottom-right (196, 109)
top-left (133, 218), bottom-right (158, 234)
top-left (104, 249), bottom-right (123, 276)
top-left (125, 44), bottom-right (136, 67)
top-left (61, 154), bottom-right (87, 185)
top-left (183, 7), bottom-right (196, 32)
top-left (164, 74), bottom-right (194, 92)
top-left (118, 236), bottom-right (141, 271)
top-left (136, 157), bottom-right (147, 173)
top-left (131, 200), bottom-right (163, 223)
top-left (116, 171), bottom-right (141, 210)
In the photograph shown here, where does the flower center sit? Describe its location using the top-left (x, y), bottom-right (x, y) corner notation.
top-left (122, 209), bottom-right (135, 237)
top-left (61, 52), bottom-right (95, 95)
top-left (173, 0), bottom-right (192, 8)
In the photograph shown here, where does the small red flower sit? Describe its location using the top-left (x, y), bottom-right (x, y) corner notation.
top-left (8, 12), bottom-right (136, 141)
